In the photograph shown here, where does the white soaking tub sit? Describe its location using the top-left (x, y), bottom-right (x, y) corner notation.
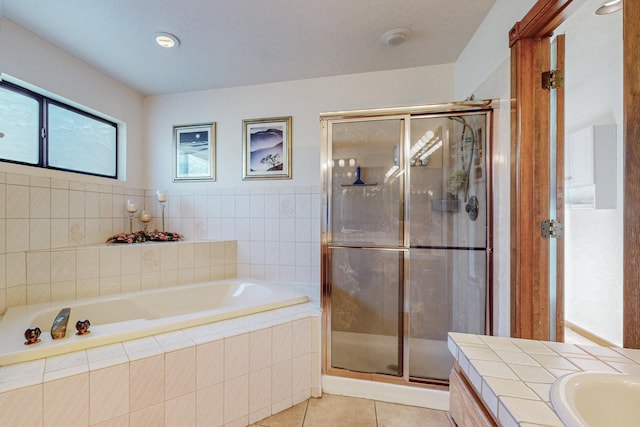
top-left (0, 279), bottom-right (309, 366)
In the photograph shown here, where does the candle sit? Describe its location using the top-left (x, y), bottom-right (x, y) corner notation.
top-left (126, 200), bottom-right (137, 213)
top-left (156, 190), bottom-right (167, 202)
top-left (140, 212), bottom-right (152, 223)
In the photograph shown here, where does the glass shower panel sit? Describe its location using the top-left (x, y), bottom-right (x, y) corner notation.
top-left (408, 113), bottom-right (488, 381)
top-left (330, 247), bottom-right (402, 375)
top-left (408, 248), bottom-right (486, 380)
top-left (330, 119), bottom-right (404, 247)
top-left (409, 114), bottom-right (487, 248)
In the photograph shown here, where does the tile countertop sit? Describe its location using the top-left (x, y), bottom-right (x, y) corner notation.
top-left (447, 332), bottom-right (640, 427)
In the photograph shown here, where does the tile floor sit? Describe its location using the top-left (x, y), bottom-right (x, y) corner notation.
top-left (250, 394), bottom-right (452, 427)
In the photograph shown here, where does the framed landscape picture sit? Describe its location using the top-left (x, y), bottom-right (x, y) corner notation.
top-left (173, 122), bottom-right (216, 181)
top-left (242, 116), bottom-right (292, 180)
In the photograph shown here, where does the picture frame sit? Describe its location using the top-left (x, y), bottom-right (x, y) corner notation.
top-left (242, 116), bottom-right (292, 180)
top-left (173, 123), bottom-right (216, 181)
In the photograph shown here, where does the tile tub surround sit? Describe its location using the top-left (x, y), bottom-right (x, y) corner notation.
top-left (0, 171), bottom-right (322, 317)
top-left (448, 333), bottom-right (640, 427)
top-left (2, 240), bottom-right (238, 314)
top-left (0, 303), bottom-right (321, 427)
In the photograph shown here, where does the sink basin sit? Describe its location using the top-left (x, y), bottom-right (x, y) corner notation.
top-left (550, 371), bottom-right (640, 427)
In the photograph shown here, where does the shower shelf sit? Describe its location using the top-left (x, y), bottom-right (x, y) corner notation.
top-left (341, 183), bottom-right (378, 187)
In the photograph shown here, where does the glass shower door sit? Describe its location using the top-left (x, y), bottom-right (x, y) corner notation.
top-left (408, 113), bottom-right (488, 381)
top-left (328, 117), bottom-right (405, 376)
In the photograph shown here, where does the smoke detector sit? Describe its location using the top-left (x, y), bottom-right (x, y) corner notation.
top-left (381, 28), bottom-right (411, 46)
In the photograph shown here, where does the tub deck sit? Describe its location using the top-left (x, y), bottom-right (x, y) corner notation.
top-left (0, 279), bottom-right (309, 366)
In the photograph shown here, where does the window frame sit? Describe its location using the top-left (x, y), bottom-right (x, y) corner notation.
top-left (0, 79), bottom-right (118, 179)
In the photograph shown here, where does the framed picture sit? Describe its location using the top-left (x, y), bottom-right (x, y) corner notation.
top-left (173, 123), bottom-right (216, 181)
top-left (243, 116), bottom-right (292, 180)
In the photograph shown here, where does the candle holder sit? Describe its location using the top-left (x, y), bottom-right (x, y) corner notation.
top-left (156, 190), bottom-right (168, 232)
top-left (140, 209), bottom-right (152, 233)
top-left (126, 199), bottom-right (138, 234)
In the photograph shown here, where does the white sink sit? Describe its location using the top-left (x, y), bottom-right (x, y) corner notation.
top-left (550, 371), bottom-right (640, 427)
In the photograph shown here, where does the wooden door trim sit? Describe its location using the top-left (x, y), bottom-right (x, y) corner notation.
top-left (555, 34), bottom-right (566, 343)
top-left (623, 0), bottom-right (640, 348)
top-left (510, 0), bottom-right (584, 44)
top-left (510, 35), bottom-right (551, 339)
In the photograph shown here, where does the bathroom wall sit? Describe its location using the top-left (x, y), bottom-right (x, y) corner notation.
top-left (0, 1), bottom-right (550, 339)
top-left (0, 18), bottom-right (155, 315)
top-left (144, 65), bottom-right (457, 285)
top-left (0, 170), bottom-right (239, 315)
top-left (0, 18), bottom-right (146, 186)
top-left (454, 0), bottom-right (537, 337)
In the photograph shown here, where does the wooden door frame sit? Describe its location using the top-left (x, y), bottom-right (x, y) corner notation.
top-left (510, 0), bottom-right (640, 347)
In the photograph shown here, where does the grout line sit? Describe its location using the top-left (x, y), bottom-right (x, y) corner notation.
top-left (301, 398), bottom-right (310, 427)
top-left (374, 399), bottom-right (379, 427)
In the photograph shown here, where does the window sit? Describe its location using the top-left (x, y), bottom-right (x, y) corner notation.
top-left (0, 80), bottom-right (118, 178)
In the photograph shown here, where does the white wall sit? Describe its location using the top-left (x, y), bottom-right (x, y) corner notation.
top-left (144, 65), bottom-right (456, 285)
top-left (0, 18), bottom-right (146, 187)
top-left (454, 0), bottom-right (536, 337)
top-left (145, 65), bottom-right (455, 190)
top-left (0, 19), bottom-right (148, 314)
top-left (455, 0), bottom-right (537, 101)
top-left (558, 0), bottom-right (623, 346)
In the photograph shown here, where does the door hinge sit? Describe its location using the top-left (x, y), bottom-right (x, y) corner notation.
top-left (542, 69), bottom-right (564, 90)
top-left (541, 219), bottom-right (564, 238)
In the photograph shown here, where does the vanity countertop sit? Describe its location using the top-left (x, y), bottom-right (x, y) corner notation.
top-left (448, 332), bottom-right (640, 426)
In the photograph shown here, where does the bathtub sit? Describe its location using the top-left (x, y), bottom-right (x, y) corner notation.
top-left (0, 279), bottom-right (309, 366)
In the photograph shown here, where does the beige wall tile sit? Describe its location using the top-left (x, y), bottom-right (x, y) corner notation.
top-left (30, 187), bottom-right (50, 219)
top-left (50, 250), bottom-right (75, 282)
top-left (43, 373), bottom-right (89, 427)
top-left (130, 355), bottom-right (164, 412)
top-left (249, 367), bottom-right (271, 415)
top-left (120, 246), bottom-right (141, 275)
top-left (89, 363), bottom-right (129, 425)
top-left (0, 384), bottom-right (43, 427)
top-left (250, 328), bottom-right (272, 373)
top-left (271, 360), bottom-right (292, 405)
top-left (99, 246), bottom-right (121, 277)
top-left (272, 323), bottom-right (292, 365)
top-left (225, 334), bottom-right (249, 381)
top-left (76, 247), bottom-right (99, 279)
top-left (84, 192), bottom-right (99, 218)
top-left (224, 375), bottom-right (249, 424)
top-left (6, 219), bottom-right (29, 252)
top-left (50, 188), bottom-right (69, 219)
top-left (196, 384), bottom-right (224, 427)
top-left (165, 392), bottom-right (196, 427)
top-left (292, 318), bottom-right (311, 358)
top-left (165, 347), bottom-right (196, 400)
top-left (6, 184), bottom-right (29, 218)
top-left (27, 252), bottom-right (50, 285)
top-left (130, 402), bottom-right (164, 427)
top-left (50, 218), bottom-right (69, 249)
top-left (292, 354), bottom-right (311, 401)
top-left (196, 339), bottom-right (224, 390)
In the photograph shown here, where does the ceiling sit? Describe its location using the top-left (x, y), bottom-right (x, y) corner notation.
top-left (0, 0), bottom-right (496, 96)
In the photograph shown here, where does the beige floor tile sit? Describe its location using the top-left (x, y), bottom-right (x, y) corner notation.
top-left (304, 394), bottom-right (377, 427)
top-left (251, 401), bottom-right (308, 427)
top-left (375, 401), bottom-right (452, 427)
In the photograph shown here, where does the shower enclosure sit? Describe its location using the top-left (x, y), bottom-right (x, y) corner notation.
top-left (321, 102), bottom-right (493, 385)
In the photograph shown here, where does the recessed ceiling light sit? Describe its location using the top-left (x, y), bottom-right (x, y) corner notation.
top-left (381, 28), bottom-right (411, 46)
top-left (153, 32), bottom-right (180, 48)
top-left (595, 0), bottom-right (622, 15)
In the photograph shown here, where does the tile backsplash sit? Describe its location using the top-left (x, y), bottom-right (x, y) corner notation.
top-left (0, 171), bottom-right (321, 315)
